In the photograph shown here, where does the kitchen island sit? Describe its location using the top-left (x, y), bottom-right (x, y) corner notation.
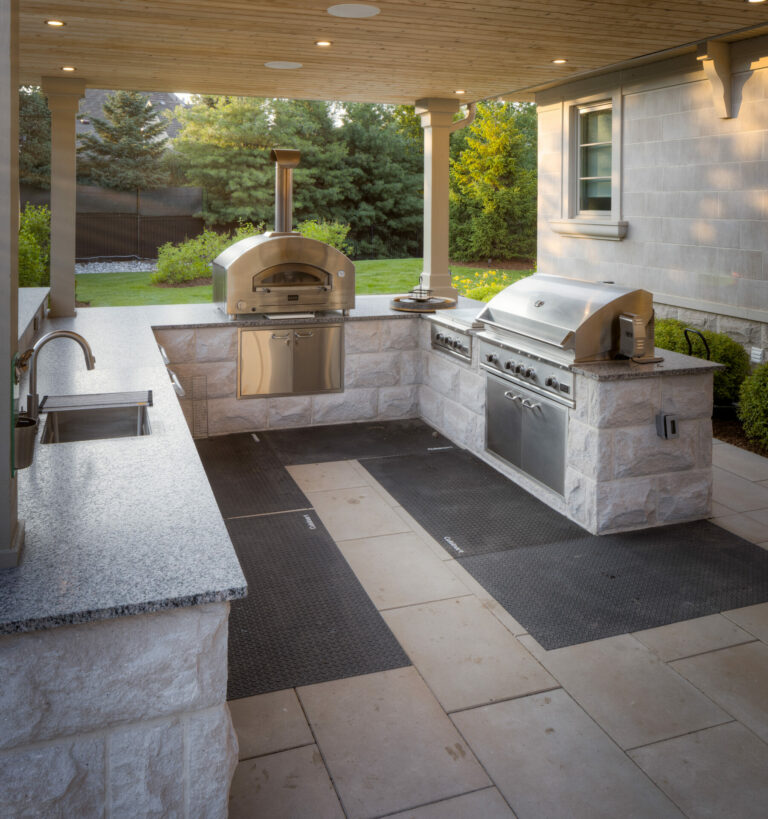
top-left (0, 294), bottom-right (720, 814)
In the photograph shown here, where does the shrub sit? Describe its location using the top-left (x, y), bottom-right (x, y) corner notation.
top-left (18, 229), bottom-right (46, 286)
top-left (20, 204), bottom-right (51, 273)
top-left (296, 219), bottom-right (352, 255)
top-left (152, 221), bottom-right (262, 284)
top-left (739, 363), bottom-right (768, 449)
top-left (654, 318), bottom-right (750, 404)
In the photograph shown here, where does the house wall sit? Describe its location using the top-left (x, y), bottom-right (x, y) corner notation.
top-left (536, 34), bottom-right (768, 351)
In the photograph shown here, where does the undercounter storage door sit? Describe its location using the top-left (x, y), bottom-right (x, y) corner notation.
top-left (238, 328), bottom-right (293, 397)
top-left (485, 372), bottom-right (524, 470)
top-left (520, 394), bottom-right (567, 495)
top-left (293, 325), bottom-right (343, 394)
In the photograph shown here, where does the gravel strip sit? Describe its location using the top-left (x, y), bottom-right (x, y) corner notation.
top-left (75, 259), bottom-right (158, 274)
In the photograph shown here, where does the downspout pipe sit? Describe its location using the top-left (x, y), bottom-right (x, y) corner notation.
top-left (449, 102), bottom-right (477, 133)
top-left (270, 148), bottom-right (301, 233)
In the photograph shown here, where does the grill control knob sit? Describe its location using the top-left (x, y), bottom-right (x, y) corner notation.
top-left (525, 367), bottom-right (536, 379)
top-left (515, 363), bottom-right (526, 374)
top-left (485, 353), bottom-right (499, 365)
top-left (436, 332), bottom-right (445, 342)
top-left (545, 376), bottom-right (560, 389)
top-left (504, 360), bottom-right (515, 370)
top-left (236, 300), bottom-right (247, 311)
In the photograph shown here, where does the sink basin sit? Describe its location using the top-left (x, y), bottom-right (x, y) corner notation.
top-left (40, 391), bottom-right (152, 444)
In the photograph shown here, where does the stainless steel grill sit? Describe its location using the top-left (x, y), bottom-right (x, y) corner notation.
top-left (476, 274), bottom-right (656, 495)
top-left (213, 149), bottom-right (355, 317)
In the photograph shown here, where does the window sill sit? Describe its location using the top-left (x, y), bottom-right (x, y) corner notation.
top-left (549, 219), bottom-right (628, 241)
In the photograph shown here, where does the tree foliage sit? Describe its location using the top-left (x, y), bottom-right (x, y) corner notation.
top-left (77, 91), bottom-right (169, 190)
top-left (449, 101), bottom-right (537, 261)
top-left (19, 87), bottom-right (51, 189)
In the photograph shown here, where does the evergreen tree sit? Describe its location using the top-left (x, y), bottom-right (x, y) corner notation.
top-left (77, 91), bottom-right (169, 190)
top-left (449, 101), bottom-right (537, 261)
top-left (270, 99), bottom-right (350, 225)
top-left (337, 103), bottom-right (422, 258)
top-left (170, 95), bottom-right (275, 224)
top-left (19, 87), bottom-right (51, 189)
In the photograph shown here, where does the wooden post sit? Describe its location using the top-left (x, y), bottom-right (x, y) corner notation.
top-left (415, 98), bottom-right (460, 301)
top-left (41, 76), bottom-right (86, 317)
top-left (0, 0), bottom-right (22, 565)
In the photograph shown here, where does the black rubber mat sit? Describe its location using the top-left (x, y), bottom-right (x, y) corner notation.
top-left (226, 510), bottom-right (410, 699)
top-left (461, 523), bottom-right (768, 649)
top-left (361, 449), bottom-right (768, 649)
top-left (261, 419), bottom-right (453, 465)
top-left (196, 433), bottom-right (309, 518)
top-left (362, 448), bottom-right (585, 555)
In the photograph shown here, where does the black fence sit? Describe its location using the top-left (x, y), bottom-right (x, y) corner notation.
top-left (76, 214), bottom-right (205, 260)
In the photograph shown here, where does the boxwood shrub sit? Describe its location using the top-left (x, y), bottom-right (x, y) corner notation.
top-left (739, 363), bottom-right (768, 449)
top-left (654, 318), bottom-right (750, 404)
top-left (152, 222), bottom-right (263, 285)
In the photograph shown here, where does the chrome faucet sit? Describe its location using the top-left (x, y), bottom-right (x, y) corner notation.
top-left (21, 331), bottom-right (96, 420)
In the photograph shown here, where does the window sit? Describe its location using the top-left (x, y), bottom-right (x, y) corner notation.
top-left (578, 104), bottom-right (612, 213)
top-left (548, 91), bottom-right (627, 241)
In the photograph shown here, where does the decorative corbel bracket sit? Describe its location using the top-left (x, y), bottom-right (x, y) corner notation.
top-left (696, 41), bottom-right (732, 119)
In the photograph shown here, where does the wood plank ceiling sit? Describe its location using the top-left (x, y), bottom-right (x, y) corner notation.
top-left (19, 0), bottom-right (768, 103)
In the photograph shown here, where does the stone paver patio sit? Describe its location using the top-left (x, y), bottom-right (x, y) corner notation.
top-left (228, 441), bottom-right (768, 818)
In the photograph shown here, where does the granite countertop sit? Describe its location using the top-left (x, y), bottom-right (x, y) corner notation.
top-left (145, 294), bottom-right (484, 329)
top-left (2, 305), bottom-right (248, 635)
top-left (18, 287), bottom-right (49, 340)
top-left (574, 348), bottom-right (723, 381)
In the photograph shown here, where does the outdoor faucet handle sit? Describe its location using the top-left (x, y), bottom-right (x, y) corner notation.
top-left (14, 349), bottom-right (33, 383)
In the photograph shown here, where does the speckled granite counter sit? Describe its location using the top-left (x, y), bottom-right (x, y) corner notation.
top-left (2, 305), bottom-right (248, 635)
top-left (574, 348), bottom-right (722, 381)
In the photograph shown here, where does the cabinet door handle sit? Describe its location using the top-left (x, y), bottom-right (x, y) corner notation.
top-left (521, 398), bottom-right (540, 409)
top-left (294, 331), bottom-right (314, 339)
top-left (504, 391), bottom-right (522, 402)
top-left (271, 333), bottom-right (291, 345)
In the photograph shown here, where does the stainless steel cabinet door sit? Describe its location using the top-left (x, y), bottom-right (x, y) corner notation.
top-left (293, 325), bottom-right (343, 393)
top-left (485, 372), bottom-right (523, 470)
top-left (239, 329), bottom-right (293, 397)
top-left (520, 394), bottom-right (567, 495)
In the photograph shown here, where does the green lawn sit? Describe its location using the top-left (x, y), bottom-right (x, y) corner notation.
top-left (73, 258), bottom-right (534, 307)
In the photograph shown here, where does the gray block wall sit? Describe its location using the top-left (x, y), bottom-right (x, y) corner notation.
top-left (536, 36), bottom-right (768, 349)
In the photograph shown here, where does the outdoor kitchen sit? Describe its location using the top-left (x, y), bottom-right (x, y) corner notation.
top-left (5, 3), bottom-right (768, 817)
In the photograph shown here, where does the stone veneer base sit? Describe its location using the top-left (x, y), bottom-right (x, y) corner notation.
top-left (157, 316), bottom-right (716, 535)
top-left (0, 602), bottom-right (237, 817)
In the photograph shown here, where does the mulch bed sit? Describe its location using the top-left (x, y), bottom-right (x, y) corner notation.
top-left (713, 418), bottom-right (768, 458)
top-left (450, 258), bottom-right (535, 270)
top-left (155, 277), bottom-right (212, 288)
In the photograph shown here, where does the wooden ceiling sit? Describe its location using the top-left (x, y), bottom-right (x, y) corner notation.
top-left (19, 1), bottom-right (768, 103)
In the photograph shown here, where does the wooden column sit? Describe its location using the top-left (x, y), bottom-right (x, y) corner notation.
top-left (415, 98), bottom-right (460, 301)
top-left (41, 77), bottom-right (86, 317)
top-left (0, 0), bottom-right (21, 564)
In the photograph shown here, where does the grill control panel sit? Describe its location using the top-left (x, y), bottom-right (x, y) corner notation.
top-left (478, 337), bottom-right (574, 407)
top-left (431, 323), bottom-right (472, 363)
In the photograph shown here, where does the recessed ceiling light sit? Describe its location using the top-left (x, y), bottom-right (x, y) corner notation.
top-left (327, 4), bottom-right (380, 18)
top-left (746, 0), bottom-right (766, 4)
top-left (552, 58), bottom-right (567, 64)
top-left (455, 89), bottom-right (466, 95)
top-left (61, 66), bottom-right (76, 71)
top-left (315, 40), bottom-right (332, 47)
top-left (45, 19), bottom-right (65, 27)
top-left (264, 61), bottom-right (303, 70)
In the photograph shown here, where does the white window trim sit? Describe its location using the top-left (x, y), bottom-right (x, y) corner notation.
top-left (549, 89), bottom-right (627, 241)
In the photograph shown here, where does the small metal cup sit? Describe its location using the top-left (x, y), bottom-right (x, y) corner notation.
top-left (14, 415), bottom-right (38, 471)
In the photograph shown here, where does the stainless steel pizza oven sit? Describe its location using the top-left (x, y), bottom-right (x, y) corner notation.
top-left (213, 149), bottom-right (355, 317)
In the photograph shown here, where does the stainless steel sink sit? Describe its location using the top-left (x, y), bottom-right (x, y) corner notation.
top-left (40, 391), bottom-right (152, 444)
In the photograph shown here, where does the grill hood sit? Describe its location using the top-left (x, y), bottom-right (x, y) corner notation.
top-left (477, 274), bottom-right (654, 362)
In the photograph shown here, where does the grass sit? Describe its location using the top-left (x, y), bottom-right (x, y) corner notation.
top-left (72, 258), bottom-right (535, 307)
